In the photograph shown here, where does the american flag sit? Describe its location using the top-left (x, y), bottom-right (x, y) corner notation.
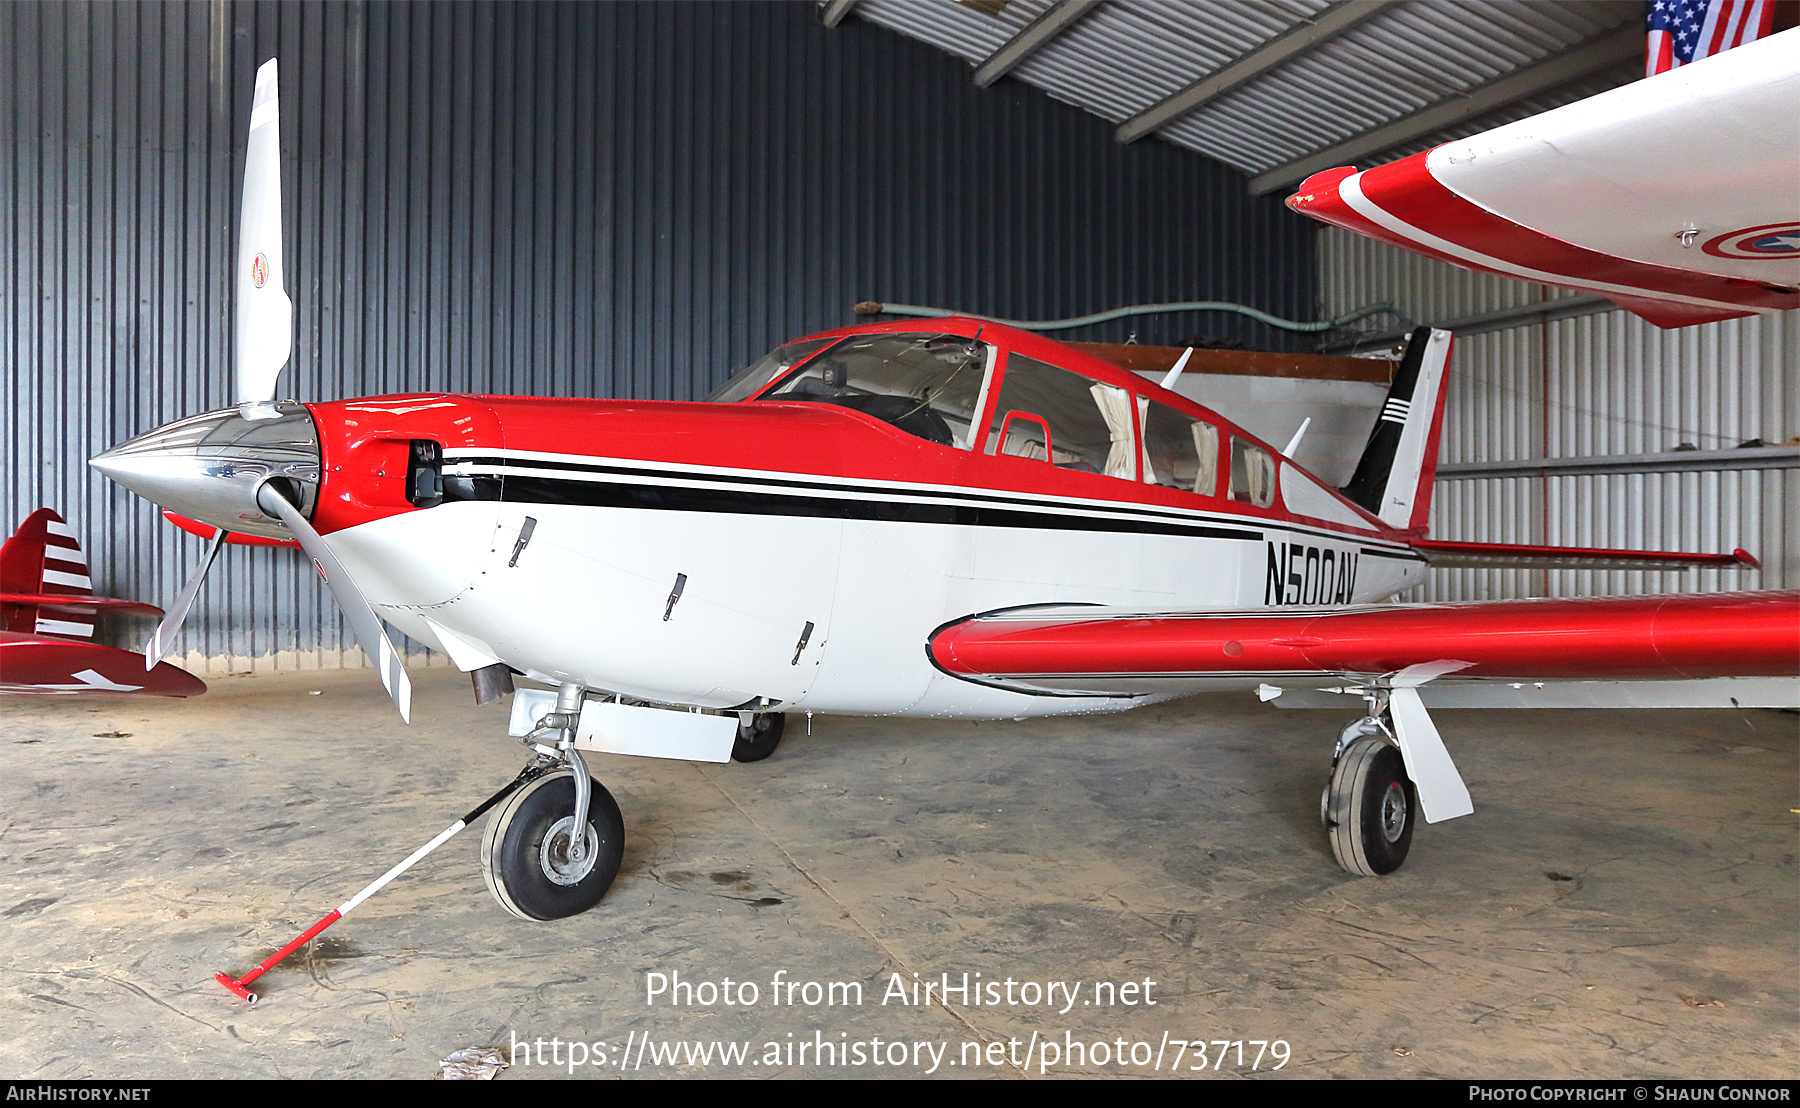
top-left (1646, 0), bottom-right (1776, 76)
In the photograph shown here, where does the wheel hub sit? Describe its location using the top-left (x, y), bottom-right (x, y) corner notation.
top-left (540, 816), bottom-right (600, 886)
top-left (1379, 780), bottom-right (1408, 843)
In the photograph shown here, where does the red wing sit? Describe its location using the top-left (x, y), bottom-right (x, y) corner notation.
top-left (0, 631), bottom-right (206, 697)
top-left (929, 592), bottom-right (1800, 692)
top-left (0, 594), bottom-right (165, 618)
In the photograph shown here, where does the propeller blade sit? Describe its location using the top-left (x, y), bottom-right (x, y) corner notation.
top-left (255, 483), bottom-right (412, 723)
top-left (144, 530), bottom-right (228, 670)
top-left (236, 58), bottom-right (293, 419)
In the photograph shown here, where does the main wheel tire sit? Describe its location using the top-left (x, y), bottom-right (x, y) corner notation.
top-left (731, 713), bottom-right (785, 763)
top-left (481, 770), bottom-right (624, 921)
top-left (1325, 736), bottom-right (1416, 877)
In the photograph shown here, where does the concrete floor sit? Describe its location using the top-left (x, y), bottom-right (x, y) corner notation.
top-left (0, 665), bottom-right (1794, 1080)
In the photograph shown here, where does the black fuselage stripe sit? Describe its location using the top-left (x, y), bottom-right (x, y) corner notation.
top-left (450, 453), bottom-right (1231, 521)
top-left (447, 472), bottom-right (1262, 539)
top-left (444, 455), bottom-right (1418, 553)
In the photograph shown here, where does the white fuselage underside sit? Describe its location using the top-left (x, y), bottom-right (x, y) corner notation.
top-left (324, 455), bottom-right (1424, 719)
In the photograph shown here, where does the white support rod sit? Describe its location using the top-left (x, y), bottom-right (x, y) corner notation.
top-left (337, 820), bottom-right (467, 916)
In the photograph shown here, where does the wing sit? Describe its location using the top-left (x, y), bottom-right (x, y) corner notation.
top-left (0, 631), bottom-right (207, 697)
top-left (1286, 28), bottom-right (1800, 329)
top-left (927, 591), bottom-right (1800, 701)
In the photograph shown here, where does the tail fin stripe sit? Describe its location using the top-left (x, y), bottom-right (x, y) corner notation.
top-left (42, 569), bottom-right (94, 590)
top-left (35, 617), bottom-right (94, 637)
top-left (43, 519), bottom-right (77, 539)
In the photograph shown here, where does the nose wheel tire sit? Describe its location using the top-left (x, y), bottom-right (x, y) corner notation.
top-left (731, 712), bottom-right (785, 763)
top-left (1324, 736), bottom-right (1416, 877)
top-left (482, 770), bottom-right (624, 920)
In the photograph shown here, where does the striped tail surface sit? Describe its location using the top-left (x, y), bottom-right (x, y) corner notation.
top-left (0, 509), bottom-right (97, 639)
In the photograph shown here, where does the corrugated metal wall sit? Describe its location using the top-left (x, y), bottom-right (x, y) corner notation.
top-left (1, 0), bottom-right (1314, 673)
top-left (1320, 227), bottom-right (1797, 601)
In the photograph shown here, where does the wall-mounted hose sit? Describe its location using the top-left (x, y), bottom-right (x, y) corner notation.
top-left (852, 299), bottom-right (1410, 335)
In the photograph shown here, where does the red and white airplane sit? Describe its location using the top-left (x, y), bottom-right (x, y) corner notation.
top-left (1287, 26), bottom-right (1800, 329)
top-left (88, 58), bottom-right (1796, 922)
top-left (0, 508), bottom-right (205, 698)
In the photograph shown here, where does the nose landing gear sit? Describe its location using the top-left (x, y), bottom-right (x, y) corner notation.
top-left (481, 768), bottom-right (624, 920)
top-left (484, 682), bottom-right (625, 920)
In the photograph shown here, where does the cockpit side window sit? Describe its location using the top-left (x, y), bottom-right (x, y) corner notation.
top-left (705, 338), bottom-right (840, 403)
top-left (983, 354), bottom-right (1136, 479)
top-left (757, 333), bottom-right (992, 449)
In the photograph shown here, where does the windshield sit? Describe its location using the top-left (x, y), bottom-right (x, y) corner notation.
top-left (758, 333), bottom-right (992, 449)
top-left (705, 337), bottom-right (839, 403)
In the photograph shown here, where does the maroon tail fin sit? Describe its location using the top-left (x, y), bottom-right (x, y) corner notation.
top-left (0, 509), bottom-right (96, 638)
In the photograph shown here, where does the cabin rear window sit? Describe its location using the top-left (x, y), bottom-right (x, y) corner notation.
top-left (757, 333), bottom-right (992, 449)
top-left (1229, 438), bottom-right (1275, 508)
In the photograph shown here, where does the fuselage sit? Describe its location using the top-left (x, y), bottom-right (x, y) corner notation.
top-left (292, 319), bottom-right (1427, 717)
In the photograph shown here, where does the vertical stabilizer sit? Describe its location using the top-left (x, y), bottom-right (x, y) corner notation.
top-left (1340, 327), bottom-right (1454, 531)
top-left (0, 509), bottom-right (96, 637)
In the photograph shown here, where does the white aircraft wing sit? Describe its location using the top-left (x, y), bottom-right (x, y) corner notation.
top-left (1286, 28), bottom-right (1800, 329)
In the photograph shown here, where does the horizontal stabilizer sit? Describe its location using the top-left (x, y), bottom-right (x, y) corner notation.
top-left (1413, 539), bottom-right (1760, 571)
top-left (0, 631), bottom-right (206, 697)
top-left (0, 594), bottom-right (163, 618)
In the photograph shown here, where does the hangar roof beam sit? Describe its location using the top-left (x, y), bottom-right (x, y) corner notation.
top-left (1114, 1), bottom-right (1396, 146)
top-left (821, 1), bottom-right (856, 30)
top-left (974, 0), bottom-right (1103, 88)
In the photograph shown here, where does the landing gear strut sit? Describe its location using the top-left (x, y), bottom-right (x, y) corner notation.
top-left (484, 683), bottom-right (626, 920)
top-left (732, 711), bottom-right (785, 762)
top-left (1321, 695), bottom-right (1417, 876)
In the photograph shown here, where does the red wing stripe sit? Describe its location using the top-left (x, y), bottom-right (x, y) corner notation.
top-left (930, 592), bottom-right (1800, 683)
top-left (1353, 158), bottom-right (1793, 309)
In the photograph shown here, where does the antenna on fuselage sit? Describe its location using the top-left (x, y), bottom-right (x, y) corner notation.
top-left (1157, 347), bottom-right (1194, 392)
top-left (1282, 417), bottom-right (1312, 459)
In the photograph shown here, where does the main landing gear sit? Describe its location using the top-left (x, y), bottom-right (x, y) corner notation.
top-left (484, 683), bottom-right (625, 920)
top-left (1320, 695), bottom-right (1417, 877)
top-left (732, 711), bottom-right (786, 762)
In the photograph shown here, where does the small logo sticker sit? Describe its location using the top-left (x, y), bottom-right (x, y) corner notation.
top-left (250, 253), bottom-right (268, 288)
top-left (1702, 223), bottom-right (1800, 260)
